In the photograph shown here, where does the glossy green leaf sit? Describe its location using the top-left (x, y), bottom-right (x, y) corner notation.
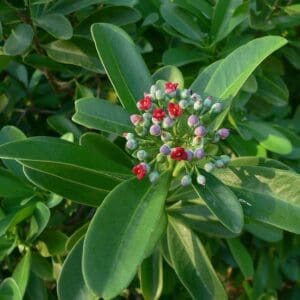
top-left (26, 272), bottom-right (48, 300)
top-left (73, 98), bottom-right (133, 135)
top-left (0, 278), bottom-right (21, 300)
top-left (205, 36), bottom-right (287, 100)
top-left (215, 166), bottom-right (300, 234)
top-left (172, 0), bottom-right (212, 19)
top-left (152, 66), bottom-right (184, 88)
top-left (227, 238), bottom-right (254, 278)
top-left (66, 223), bottom-right (89, 252)
top-left (31, 253), bottom-right (53, 281)
top-left (80, 132), bottom-right (132, 169)
top-left (140, 249), bottom-right (163, 300)
top-left (4, 23), bottom-right (33, 56)
top-left (91, 23), bottom-right (152, 113)
top-left (192, 170), bottom-right (243, 233)
top-left (0, 168), bottom-right (34, 198)
top-left (160, 3), bottom-right (204, 42)
top-left (0, 137), bottom-right (130, 206)
top-left (167, 218), bottom-right (227, 300)
top-left (44, 38), bottom-right (105, 73)
top-left (35, 14), bottom-right (73, 40)
top-left (12, 251), bottom-right (31, 298)
top-left (241, 121), bottom-right (292, 155)
top-left (83, 171), bottom-right (171, 299)
top-left (58, 239), bottom-right (96, 300)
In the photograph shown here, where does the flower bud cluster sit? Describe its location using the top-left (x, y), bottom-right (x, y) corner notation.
top-left (123, 82), bottom-right (231, 186)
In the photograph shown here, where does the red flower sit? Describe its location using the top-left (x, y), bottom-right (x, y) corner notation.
top-left (168, 102), bottom-right (183, 118)
top-left (165, 82), bottom-right (178, 93)
top-left (152, 108), bottom-right (166, 121)
top-left (171, 147), bottom-right (188, 161)
top-left (137, 96), bottom-right (152, 111)
top-left (132, 163), bottom-right (147, 180)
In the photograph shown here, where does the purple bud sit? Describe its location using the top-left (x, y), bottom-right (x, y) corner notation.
top-left (130, 114), bottom-right (143, 126)
top-left (126, 139), bottom-right (137, 150)
top-left (187, 115), bottom-right (199, 127)
top-left (194, 148), bottom-right (205, 159)
top-left (162, 116), bottom-right (174, 129)
top-left (150, 124), bottom-right (161, 136)
top-left (181, 175), bottom-right (192, 186)
top-left (197, 175), bottom-right (206, 185)
top-left (218, 128), bottom-right (230, 140)
top-left (194, 126), bottom-right (207, 137)
top-left (186, 150), bottom-right (194, 161)
top-left (160, 144), bottom-right (171, 155)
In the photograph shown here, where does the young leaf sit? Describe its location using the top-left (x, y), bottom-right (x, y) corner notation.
top-left (58, 239), bottom-right (96, 300)
top-left (12, 251), bottom-right (31, 298)
top-left (152, 66), bottom-right (184, 88)
top-left (140, 249), bottom-right (163, 300)
top-left (73, 98), bottom-right (133, 135)
top-left (83, 171), bottom-right (171, 299)
top-left (227, 238), bottom-right (254, 278)
top-left (167, 218), bottom-right (227, 300)
top-left (4, 23), bottom-right (33, 56)
top-left (192, 170), bottom-right (244, 233)
top-left (91, 23), bottom-right (152, 113)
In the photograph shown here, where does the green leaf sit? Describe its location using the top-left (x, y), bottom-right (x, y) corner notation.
top-left (167, 199), bottom-right (239, 238)
top-left (192, 171), bottom-right (243, 233)
top-left (58, 239), bottom-right (96, 300)
top-left (0, 167), bottom-right (34, 198)
top-left (47, 114), bottom-right (82, 139)
top-left (167, 218), bottom-right (227, 300)
top-left (205, 36), bottom-right (287, 100)
top-left (73, 98), bottom-right (133, 135)
top-left (31, 253), bottom-right (53, 281)
top-left (140, 249), bottom-right (163, 300)
top-left (35, 14), bottom-right (73, 40)
top-left (83, 171), bottom-right (171, 299)
top-left (91, 23), bottom-right (152, 113)
top-left (44, 37), bottom-right (105, 73)
top-left (283, 4), bottom-right (300, 15)
top-left (4, 23), bottom-right (33, 56)
top-left (80, 132), bottom-right (132, 169)
top-left (191, 60), bottom-right (223, 94)
top-left (37, 230), bottom-right (68, 257)
top-left (26, 272), bottom-right (48, 299)
top-left (241, 121), bottom-right (292, 155)
top-left (227, 238), bottom-right (254, 278)
top-left (66, 222), bottom-right (89, 251)
top-left (12, 251), bottom-right (31, 298)
top-left (27, 202), bottom-right (50, 242)
top-left (162, 47), bottom-right (209, 67)
top-left (0, 278), bottom-right (22, 300)
top-left (152, 65), bottom-right (184, 88)
top-left (211, 0), bottom-right (248, 43)
top-left (0, 205), bottom-right (36, 236)
top-left (0, 137), bottom-right (130, 206)
top-left (160, 3), bottom-right (204, 42)
top-left (76, 6), bottom-right (141, 36)
top-left (215, 166), bottom-right (300, 234)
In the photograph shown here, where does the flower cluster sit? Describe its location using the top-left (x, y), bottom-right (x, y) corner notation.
top-left (123, 82), bottom-right (231, 187)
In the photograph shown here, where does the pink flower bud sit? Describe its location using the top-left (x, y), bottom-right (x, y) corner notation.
top-left (150, 124), bottom-right (161, 136)
top-left (194, 126), bottom-right (207, 137)
top-left (217, 128), bottom-right (230, 140)
top-left (130, 114), bottom-right (143, 126)
top-left (187, 115), bottom-right (199, 127)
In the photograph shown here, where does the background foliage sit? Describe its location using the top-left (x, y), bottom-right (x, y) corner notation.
top-left (1, 0), bottom-right (300, 299)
